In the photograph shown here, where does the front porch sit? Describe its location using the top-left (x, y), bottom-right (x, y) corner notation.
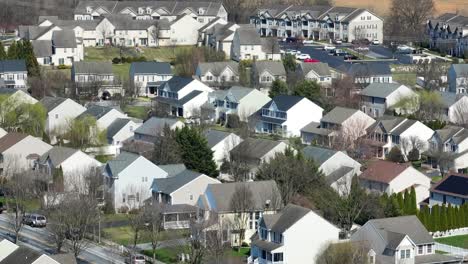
top-left (162, 204), bottom-right (198, 230)
top-left (257, 120), bottom-right (287, 137)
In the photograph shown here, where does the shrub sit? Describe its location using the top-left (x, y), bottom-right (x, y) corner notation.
top-left (118, 206), bottom-right (129, 214)
top-left (241, 242), bottom-right (249, 247)
top-left (407, 148), bottom-right (420, 162)
top-left (57, 64), bottom-right (70, 69)
top-left (226, 114), bottom-right (241, 128)
top-left (387, 146), bottom-right (405, 163)
top-left (112, 57), bottom-right (121, 64)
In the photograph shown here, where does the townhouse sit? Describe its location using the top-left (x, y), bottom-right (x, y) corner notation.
top-left (231, 25), bottom-right (282, 61)
top-left (195, 61), bottom-right (239, 87)
top-left (151, 76), bottom-right (213, 118)
top-left (0, 60), bottom-right (28, 89)
top-left (255, 95), bottom-right (324, 137)
top-left (447, 64), bottom-right (468, 94)
top-left (37, 16), bottom-right (100, 47)
top-left (297, 62), bottom-right (332, 86)
top-left (426, 125), bottom-right (468, 173)
top-left (40, 96), bottom-right (87, 137)
top-left (129, 62), bottom-right (173, 97)
top-left (133, 117), bottom-right (184, 143)
top-left (351, 216), bottom-right (460, 264)
top-left (429, 173), bottom-right (467, 207)
top-left (359, 160), bottom-right (431, 203)
top-left (204, 86), bottom-right (271, 122)
top-left (427, 13), bottom-right (468, 58)
top-left (249, 204), bottom-right (340, 264)
top-left (73, 1), bottom-right (228, 26)
top-left (252, 61), bottom-right (287, 88)
top-left (250, 5), bottom-right (383, 43)
top-left (365, 116), bottom-right (434, 159)
top-left (0, 239), bottom-right (75, 264)
top-left (360, 83), bottom-right (417, 117)
top-left (204, 129), bottom-right (243, 168)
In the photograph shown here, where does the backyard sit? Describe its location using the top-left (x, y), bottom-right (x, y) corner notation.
top-left (84, 46), bottom-right (192, 63)
top-left (103, 226), bottom-right (188, 246)
top-left (435, 235), bottom-right (468, 249)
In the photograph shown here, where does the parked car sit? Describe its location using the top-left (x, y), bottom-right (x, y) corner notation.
top-left (286, 49), bottom-right (300, 55)
top-left (372, 40), bottom-right (380, 45)
top-left (323, 45), bottom-right (336, 51)
top-left (296, 53), bottom-right (311, 60)
top-left (344, 54), bottom-right (359, 60)
top-left (303, 39), bottom-right (314, 45)
top-left (352, 39), bottom-right (370, 45)
top-left (333, 49), bottom-right (347, 56)
top-left (397, 45), bottom-right (413, 54)
top-left (23, 214), bottom-right (47, 227)
top-left (355, 46), bottom-right (369, 52)
top-left (125, 254), bottom-right (146, 264)
top-left (304, 58), bottom-right (320, 63)
top-left (333, 39), bottom-right (343, 44)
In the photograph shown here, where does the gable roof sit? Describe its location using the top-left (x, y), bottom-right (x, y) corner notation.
top-left (368, 215), bottom-right (434, 245)
top-left (254, 61), bottom-right (286, 76)
top-left (230, 138), bottom-right (283, 161)
top-left (437, 91), bottom-right (467, 107)
top-left (78, 105), bottom-right (117, 120)
top-left (104, 14), bottom-right (154, 30)
top-left (212, 86), bottom-right (258, 102)
top-left (450, 64), bottom-right (468, 76)
top-left (72, 61), bottom-right (113, 75)
top-left (130, 62), bottom-right (172, 75)
top-left (236, 24), bottom-right (262, 45)
top-left (361, 83), bottom-right (406, 98)
top-left (0, 133), bottom-right (28, 153)
top-left (390, 119), bottom-right (417, 136)
top-left (204, 129), bottom-right (232, 148)
top-left (0, 60), bottom-right (27, 73)
top-left (159, 164), bottom-right (187, 177)
top-left (134, 117), bottom-right (180, 137)
top-left (359, 160), bottom-right (410, 184)
top-left (107, 118), bottom-right (132, 139)
top-left (347, 62), bottom-right (391, 77)
top-left (0, 87), bottom-right (19, 95)
top-left (302, 145), bottom-right (337, 165)
top-left (366, 116), bottom-right (406, 134)
top-left (52, 30), bottom-right (77, 48)
top-left (38, 146), bottom-right (79, 167)
top-left (106, 151), bottom-right (140, 176)
top-left (32, 40), bottom-right (53, 58)
top-left (262, 204), bottom-right (310, 233)
top-left (159, 76), bottom-right (194, 92)
top-left (262, 95), bottom-right (304, 111)
top-left (0, 245), bottom-right (41, 264)
top-left (299, 62), bottom-right (331, 76)
top-left (321, 106), bottom-right (359, 124)
top-left (40, 96), bottom-right (68, 112)
top-left (430, 173), bottom-right (468, 198)
top-left (197, 61), bottom-right (239, 76)
top-left (151, 169), bottom-right (204, 194)
top-left (434, 125), bottom-right (465, 143)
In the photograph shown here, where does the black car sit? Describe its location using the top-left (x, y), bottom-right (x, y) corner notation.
top-left (344, 54), bottom-right (359, 60)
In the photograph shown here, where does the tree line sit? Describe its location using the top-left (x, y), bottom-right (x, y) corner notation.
top-left (418, 203), bottom-right (468, 233)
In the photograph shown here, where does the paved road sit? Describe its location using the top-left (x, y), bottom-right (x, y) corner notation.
top-left (0, 214), bottom-right (126, 264)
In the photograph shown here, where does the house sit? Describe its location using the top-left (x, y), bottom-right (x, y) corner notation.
top-left (204, 86), bottom-right (271, 122)
top-left (365, 116), bottom-right (434, 159)
top-left (427, 13), bottom-right (468, 58)
top-left (199, 20), bottom-right (240, 58)
top-left (429, 173), bottom-right (467, 207)
top-left (360, 83), bottom-right (417, 117)
top-left (229, 138), bottom-right (289, 180)
top-left (103, 151), bottom-right (168, 210)
top-left (151, 76), bottom-right (213, 118)
top-left (438, 91), bottom-right (468, 124)
top-left (71, 61), bottom-right (121, 97)
top-left (198, 17), bottom-right (229, 46)
top-left (197, 180), bottom-right (282, 246)
top-left (298, 62), bottom-right (332, 86)
top-left (78, 105), bottom-right (127, 131)
top-left (250, 6), bottom-right (383, 43)
top-left (301, 106), bottom-right (374, 146)
top-left (157, 14), bottom-right (203, 46)
top-left (40, 96), bottom-right (86, 136)
top-left (195, 61), bottom-right (239, 87)
top-left (350, 215), bottom-right (460, 264)
top-left (0, 87), bottom-right (37, 105)
top-left (248, 204), bottom-right (340, 264)
top-left (0, 239), bottom-right (75, 264)
top-left (204, 129), bottom-right (243, 168)
top-left (36, 16), bottom-right (100, 47)
top-left (359, 160), bottom-right (431, 203)
top-left (302, 146), bottom-right (361, 195)
top-left (0, 60), bottom-right (28, 89)
top-left (0, 133), bottom-right (52, 174)
top-left (51, 30), bottom-right (83, 66)
top-left (256, 95), bottom-right (323, 137)
top-left (36, 146), bottom-right (102, 192)
top-left (231, 25), bottom-right (281, 61)
top-left (133, 117), bottom-right (184, 143)
top-left (448, 64), bottom-right (468, 94)
top-left (95, 15), bottom-right (155, 47)
top-left (107, 118), bottom-right (142, 154)
top-left (129, 62), bottom-right (173, 97)
top-left (347, 63), bottom-right (392, 86)
top-left (151, 166), bottom-right (220, 206)
top-left (426, 125), bottom-right (468, 173)
top-left (73, 1), bottom-right (228, 25)
top-left (252, 61), bottom-right (286, 88)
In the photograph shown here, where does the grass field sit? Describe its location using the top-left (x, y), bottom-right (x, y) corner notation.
top-left (103, 226), bottom-right (188, 246)
top-left (122, 105), bottom-right (150, 120)
top-left (84, 46), bottom-right (192, 63)
top-left (393, 72), bottom-right (417, 87)
top-left (435, 235), bottom-right (468, 249)
top-left (143, 247), bottom-right (185, 263)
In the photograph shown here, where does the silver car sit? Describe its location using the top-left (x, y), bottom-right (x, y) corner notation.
top-left (23, 214), bottom-right (47, 227)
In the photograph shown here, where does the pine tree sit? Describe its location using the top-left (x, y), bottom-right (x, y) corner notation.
top-left (269, 79), bottom-right (289, 98)
top-left (7, 41), bottom-right (18, 59)
top-left (440, 204), bottom-right (448, 231)
top-left (0, 42), bottom-right (6, 60)
top-left (53, 166), bottom-right (64, 192)
top-left (397, 192), bottom-right (404, 211)
top-left (432, 205), bottom-right (440, 232)
top-left (21, 40), bottom-right (40, 77)
top-left (409, 186), bottom-right (417, 215)
top-left (16, 41), bottom-right (24, 59)
top-left (387, 147), bottom-right (405, 163)
top-left (403, 189), bottom-right (411, 215)
top-left (175, 126), bottom-right (218, 177)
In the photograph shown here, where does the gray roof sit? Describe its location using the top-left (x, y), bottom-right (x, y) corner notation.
top-left (78, 105), bottom-right (116, 120)
top-left (0, 245), bottom-right (41, 264)
top-left (38, 146), bottom-right (79, 167)
top-left (18, 25), bottom-right (55, 40)
top-left (391, 119), bottom-right (417, 136)
top-left (450, 64), bottom-right (468, 76)
top-left (203, 180), bottom-right (282, 213)
top-left (40, 96), bottom-right (67, 112)
top-left (230, 138), bottom-right (283, 161)
top-left (299, 62), bottom-right (331, 77)
top-left (159, 76), bottom-right (194, 93)
top-left (204, 129), bottom-right (232, 148)
top-left (435, 125), bottom-right (465, 143)
top-left (236, 24), bottom-right (262, 45)
top-left (369, 216), bottom-right (434, 245)
top-left (326, 166), bottom-right (354, 184)
top-left (347, 62), bottom-right (392, 77)
top-left (0, 60), bottom-right (27, 73)
top-left (134, 117), bottom-right (180, 137)
top-left (159, 164), bottom-right (187, 177)
top-left (198, 17), bottom-right (221, 32)
top-left (321, 106), bottom-right (359, 125)
top-left (72, 61), bottom-right (113, 75)
top-left (0, 87), bottom-right (18, 95)
top-left (130, 62), bottom-right (172, 75)
top-left (32, 40), bottom-right (53, 58)
top-left (302, 146), bottom-right (338, 165)
top-left (262, 95), bottom-right (304, 111)
top-left (414, 253), bottom-right (461, 263)
top-left (300, 121), bottom-right (332, 135)
top-left (107, 118), bottom-right (132, 139)
top-left (254, 61), bottom-right (286, 76)
top-left (106, 151), bottom-right (140, 177)
top-left (105, 15), bottom-right (154, 30)
top-left (212, 86), bottom-right (257, 102)
top-left (197, 61), bottom-right (239, 76)
top-left (178, 90), bottom-right (203, 105)
top-left (367, 116), bottom-right (406, 134)
top-left (262, 204), bottom-right (310, 233)
top-left (151, 169), bottom-right (203, 194)
top-left (361, 83), bottom-right (406, 98)
top-left (437, 91), bottom-right (467, 107)
top-left (52, 30), bottom-right (77, 48)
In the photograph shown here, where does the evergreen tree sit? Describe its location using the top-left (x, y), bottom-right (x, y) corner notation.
top-left (7, 41), bottom-right (18, 59)
top-left (440, 204), bottom-right (448, 231)
top-left (292, 80), bottom-right (323, 106)
top-left (175, 126), bottom-right (218, 177)
top-left (387, 147), bottom-right (405, 163)
top-left (432, 205), bottom-right (440, 232)
top-left (21, 40), bottom-right (40, 76)
top-left (403, 189), bottom-right (411, 215)
top-left (151, 124), bottom-right (182, 165)
top-left (53, 166), bottom-right (64, 192)
top-left (282, 54), bottom-right (296, 73)
top-left (269, 79), bottom-right (289, 98)
top-left (0, 42), bottom-right (6, 60)
top-left (409, 186), bottom-right (417, 215)
top-left (447, 204), bottom-right (453, 230)
top-left (459, 205), bottom-right (466, 228)
top-left (397, 192), bottom-right (404, 211)
top-left (16, 41), bottom-right (24, 59)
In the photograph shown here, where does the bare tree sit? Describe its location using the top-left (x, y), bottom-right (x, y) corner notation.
top-left (316, 241), bottom-right (371, 264)
top-left (451, 98), bottom-right (468, 127)
top-left (149, 23), bottom-right (160, 47)
top-left (416, 62), bottom-right (449, 91)
top-left (186, 218), bottom-right (207, 264)
top-left (400, 136), bottom-right (426, 158)
top-left (142, 203), bottom-right (165, 263)
top-left (330, 117), bottom-right (373, 157)
top-left (229, 184), bottom-right (253, 249)
top-left (205, 220), bottom-right (229, 264)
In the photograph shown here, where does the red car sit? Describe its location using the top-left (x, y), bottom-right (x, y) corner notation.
top-left (303, 58), bottom-right (320, 63)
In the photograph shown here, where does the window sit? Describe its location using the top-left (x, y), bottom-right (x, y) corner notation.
top-left (427, 244), bottom-right (432, 253)
top-left (418, 245), bottom-right (423, 255)
top-left (400, 250), bottom-right (405, 259)
top-left (55, 114), bottom-right (59, 119)
top-left (190, 194), bottom-right (193, 200)
top-left (406, 249), bottom-right (410, 258)
top-left (136, 192), bottom-right (140, 202)
top-left (64, 48), bottom-right (67, 53)
top-left (273, 253), bottom-right (283, 261)
top-left (369, 256), bottom-right (374, 264)
top-left (122, 193), bottom-right (126, 203)
top-left (59, 58), bottom-right (64, 65)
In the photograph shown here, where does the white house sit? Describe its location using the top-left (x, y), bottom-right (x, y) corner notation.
top-left (133, 117), bottom-right (184, 143)
top-left (256, 95), bottom-right (323, 137)
top-left (106, 118), bottom-right (142, 154)
top-left (71, 61), bottom-right (121, 97)
top-left (78, 105), bottom-right (128, 131)
top-left (152, 76), bottom-right (213, 118)
top-left (0, 238), bottom-right (73, 264)
top-left (249, 204), bottom-right (340, 264)
top-left (0, 60), bottom-right (28, 89)
top-left (252, 61), bottom-right (287, 88)
top-left (347, 62), bottom-right (392, 85)
top-left (448, 64), bottom-right (468, 94)
top-left (438, 91), bottom-right (468, 124)
top-left (157, 14), bottom-right (203, 46)
top-left (360, 83), bottom-right (417, 117)
top-left (302, 146), bottom-right (361, 195)
top-left (231, 25), bottom-right (281, 61)
top-left (40, 97), bottom-right (87, 136)
top-left (359, 160), bottom-right (431, 203)
top-left (204, 129), bottom-right (243, 168)
top-left (426, 125), bottom-right (468, 173)
top-left (36, 146), bottom-right (102, 192)
top-left (195, 61), bottom-right (239, 87)
top-left (0, 133), bottom-right (52, 174)
top-left (51, 30), bottom-right (83, 66)
top-left (104, 151), bottom-right (168, 210)
top-left (298, 62), bottom-right (332, 86)
top-left (129, 62), bottom-right (173, 97)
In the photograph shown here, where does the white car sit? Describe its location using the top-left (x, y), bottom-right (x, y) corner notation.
top-left (372, 40), bottom-right (380, 45)
top-left (333, 39), bottom-right (343, 44)
top-left (286, 49), bottom-right (300, 55)
top-left (303, 39), bottom-right (314, 45)
top-left (355, 46), bottom-right (369, 52)
top-left (296, 53), bottom-right (311, 60)
top-left (323, 45), bottom-right (336, 51)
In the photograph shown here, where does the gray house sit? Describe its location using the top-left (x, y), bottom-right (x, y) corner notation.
top-left (0, 60), bottom-right (28, 89)
top-left (346, 63), bottom-right (392, 86)
top-left (133, 117), bottom-right (184, 143)
top-left (448, 64), bottom-right (468, 94)
top-left (360, 83), bottom-right (416, 117)
top-left (252, 61), bottom-right (286, 88)
top-left (429, 173), bottom-right (467, 207)
top-left (129, 62), bottom-right (173, 97)
top-left (195, 61), bottom-right (239, 87)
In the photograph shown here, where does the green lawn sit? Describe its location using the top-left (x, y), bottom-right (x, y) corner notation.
top-left (143, 247), bottom-right (184, 263)
top-left (436, 250), bottom-right (448, 254)
top-left (95, 155), bottom-right (114, 164)
top-left (393, 72), bottom-right (417, 87)
top-left (103, 226), bottom-right (188, 246)
top-left (431, 176), bottom-right (443, 183)
top-left (84, 46), bottom-right (192, 62)
top-left (122, 105), bottom-right (150, 120)
top-left (112, 64), bottom-right (131, 81)
top-left (229, 247), bottom-right (250, 257)
top-left (0, 197), bottom-right (41, 212)
top-left (435, 235), bottom-right (468, 249)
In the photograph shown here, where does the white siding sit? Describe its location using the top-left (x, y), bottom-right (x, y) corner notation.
top-left (283, 98), bottom-right (323, 137)
top-left (170, 175), bottom-right (220, 205)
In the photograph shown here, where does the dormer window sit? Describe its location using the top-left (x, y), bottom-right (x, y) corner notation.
top-left (198, 8), bottom-right (205, 15)
top-left (146, 7), bottom-right (152, 14)
top-left (138, 7), bottom-right (144, 14)
top-left (86, 6), bottom-right (92, 13)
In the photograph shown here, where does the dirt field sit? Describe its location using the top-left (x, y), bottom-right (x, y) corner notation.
top-left (334, 0), bottom-right (468, 17)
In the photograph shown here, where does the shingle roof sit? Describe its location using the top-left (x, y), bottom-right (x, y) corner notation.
top-left (204, 129), bottom-right (231, 148)
top-left (236, 25), bottom-right (262, 45)
top-left (0, 246), bottom-right (41, 264)
top-left (0, 87), bottom-right (19, 95)
top-left (254, 61), bottom-right (286, 76)
top-left (107, 118), bottom-right (132, 139)
top-left (178, 90), bottom-right (203, 105)
top-left (38, 146), bottom-right (79, 167)
top-left (0, 133), bottom-right (28, 153)
top-left (106, 151), bottom-right (140, 177)
top-left (40, 96), bottom-right (68, 112)
top-left (159, 164), bottom-right (187, 177)
top-left (367, 116), bottom-right (406, 134)
top-left (431, 173), bottom-right (468, 198)
top-left (437, 91), bottom-right (467, 107)
top-left (359, 160), bottom-right (410, 184)
top-left (299, 62), bottom-right (331, 77)
top-left (32, 40), bottom-right (53, 58)
top-left (368, 215), bottom-right (434, 245)
top-left (0, 60), bottom-right (27, 73)
top-left (361, 83), bottom-right (405, 98)
top-left (105, 15), bottom-right (154, 30)
top-left (262, 204), bottom-right (310, 233)
top-left (302, 145), bottom-right (337, 165)
top-left (197, 61), bottom-right (239, 76)
top-left (262, 95), bottom-right (304, 111)
top-left (159, 76), bottom-right (194, 92)
top-left (435, 125), bottom-right (464, 143)
top-left (151, 169), bottom-right (203, 194)
top-left (391, 119), bottom-right (417, 136)
top-left (321, 106), bottom-right (359, 125)
top-left (78, 105), bottom-right (116, 120)
top-left (73, 61), bottom-right (113, 75)
top-left (230, 138), bottom-right (283, 161)
top-left (130, 62), bottom-right (172, 75)
top-left (212, 86), bottom-right (256, 102)
top-left (134, 117), bottom-right (180, 137)
top-left (52, 30), bottom-right (77, 48)
top-left (347, 62), bottom-right (391, 77)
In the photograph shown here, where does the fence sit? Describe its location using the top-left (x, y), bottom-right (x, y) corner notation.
top-left (435, 243), bottom-right (468, 257)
